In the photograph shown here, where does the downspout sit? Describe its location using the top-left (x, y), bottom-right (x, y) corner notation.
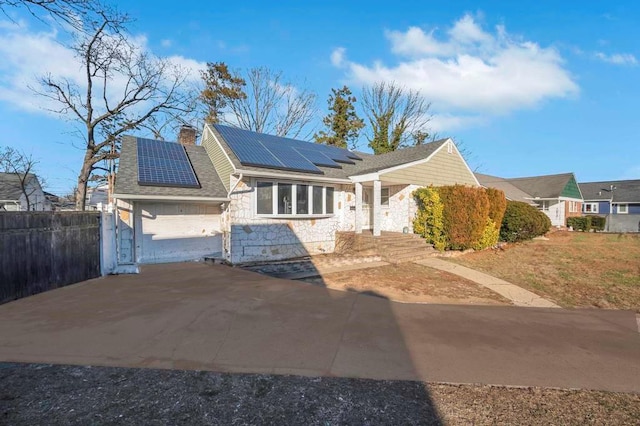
top-left (224, 173), bottom-right (243, 263)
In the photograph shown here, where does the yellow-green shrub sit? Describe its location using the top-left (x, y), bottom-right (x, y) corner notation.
top-left (473, 218), bottom-right (500, 250)
top-left (412, 186), bottom-right (446, 251)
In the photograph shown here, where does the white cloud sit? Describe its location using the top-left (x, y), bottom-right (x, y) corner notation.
top-left (0, 21), bottom-right (206, 115)
top-left (160, 39), bottom-right (172, 48)
top-left (331, 47), bottom-right (346, 67)
top-left (594, 52), bottom-right (637, 66)
top-left (335, 14), bottom-right (579, 132)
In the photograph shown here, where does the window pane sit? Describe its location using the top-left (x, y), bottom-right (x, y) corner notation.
top-left (256, 182), bottom-right (273, 214)
top-left (381, 188), bottom-right (390, 206)
top-left (297, 184), bottom-right (309, 214)
top-left (326, 187), bottom-right (334, 214)
top-left (313, 186), bottom-right (323, 214)
top-left (278, 183), bottom-right (292, 214)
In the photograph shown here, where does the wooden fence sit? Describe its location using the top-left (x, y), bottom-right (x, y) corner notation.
top-left (0, 212), bottom-right (101, 304)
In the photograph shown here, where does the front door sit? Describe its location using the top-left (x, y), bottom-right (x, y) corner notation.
top-left (362, 188), bottom-right (374, 229)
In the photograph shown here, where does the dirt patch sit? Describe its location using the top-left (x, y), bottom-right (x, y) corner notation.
top-left (453, 231), bottom-right (640, 312)
top-left (1, 363), bottom-right (638, 425)
top-left (302, 263), bottom-right (510, 305)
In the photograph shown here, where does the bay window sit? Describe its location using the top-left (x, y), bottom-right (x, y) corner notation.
top-left (256, 180), bottom-right (335, 216)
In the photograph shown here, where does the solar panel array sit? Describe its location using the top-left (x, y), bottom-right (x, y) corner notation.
top-left (214, 124), bottom-right (361, 174)
top-left (137, 138), bottom-right (200, 188)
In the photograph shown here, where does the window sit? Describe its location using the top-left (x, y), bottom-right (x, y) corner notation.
top-left (381, 188), bottom-right (390, 206)
top-left (277, 183), bottom-right (292, 214)
top-left (312, 186), bottom-right (323, 214)
top-left (256, 182), bottom-right (273, 214)
top-left (583, 203), bottom-right (598, 213)
top-left (539, 201), bottom-right (550, 211)
top-left (618, 204), bottom-right (629, 214)
top-left (326, 187), bottom-right (334, 214)
top-left (569, 201), bottom-right (579, 213)
top-left (256, 180), bottom-right (335, 216)
top-left (296, 184), bottom-right (309, 214)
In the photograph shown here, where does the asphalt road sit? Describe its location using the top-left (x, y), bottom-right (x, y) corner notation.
top-left (0, 262), bottom-right (638, 393)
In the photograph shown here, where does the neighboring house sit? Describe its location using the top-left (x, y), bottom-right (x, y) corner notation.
top-left (0, 172), bottom-right (51, 211)
top-left (85, 184), bottom-right (110, 210)
top-left (113, 124), bottom-right (479, 266)
top-left (579, 179), bottom-right (640, 232)
top-left (477, 172), bottom-right (583, 227)
top-left (475, 173), bottom-right (538, 206)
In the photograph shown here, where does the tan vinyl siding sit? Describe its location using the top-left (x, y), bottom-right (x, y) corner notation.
top-left (380, 144), bottom-right (478, 187)
top-left (201, 127), bottom-right (234, 192)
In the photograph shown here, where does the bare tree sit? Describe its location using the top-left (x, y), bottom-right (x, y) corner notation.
top-left (361, 82), bottom-right (432, 154)
top-left (37, 11), bottom-right (196, 210)
top-left (0, 0), bottom-right (103, 30)
top-left (226, 67), bottom-right (317, 139)
top-left (0, 146), bottom-right (43, 211)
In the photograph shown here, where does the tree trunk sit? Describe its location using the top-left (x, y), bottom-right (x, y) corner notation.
top-left (75, 150), bottom-right (94, 210)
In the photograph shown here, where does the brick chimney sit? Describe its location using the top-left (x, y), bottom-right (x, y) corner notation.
top-left (178, 125), bottom-right (197, 146)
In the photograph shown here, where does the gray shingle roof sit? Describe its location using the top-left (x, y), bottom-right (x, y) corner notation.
top-left (114, 136), bottom-right (228, 200)
top-left (209, 124), bottom-right (448, 179)
top-left (0, 173), bottom-right (35, 200)
top-left (506, 173), bottom-right (574, 199)
top-left (579, 179), bottom-right (640, 203)
top-left (474, 173), bottom-right (537, 204)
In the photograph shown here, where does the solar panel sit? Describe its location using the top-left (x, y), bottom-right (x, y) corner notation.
top-left (294, 147), bottom-right (341, 168)
top-left (213, 124), bottom-right (361, 173)
top-left (137, 138), bottom-right (200, 188)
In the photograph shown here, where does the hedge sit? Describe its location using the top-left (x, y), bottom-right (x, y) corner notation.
top-left (500, 201), bottom-right (551, 242)
top-left (438, 185), bottom-right (490, 250)
top-left (485, 188), bottom-right (507, 230)
top-left (567, 215), bottom-right (606, 232)
top-left (412, 186), bottom-right (446, 251)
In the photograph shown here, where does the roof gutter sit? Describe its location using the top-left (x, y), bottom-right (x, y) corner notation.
top-left (112, 193), bottom-right (230, 202)
top-left (234, 169), bottom-right (351, 184)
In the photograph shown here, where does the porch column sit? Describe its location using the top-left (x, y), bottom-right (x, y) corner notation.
top-left (373, 180), bottom-right (381, 237)
top-left (355, 182), bottom-right (363, 234)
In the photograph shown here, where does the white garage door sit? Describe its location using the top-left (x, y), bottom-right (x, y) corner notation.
top-left (137, 202), bottom-right (222, 264)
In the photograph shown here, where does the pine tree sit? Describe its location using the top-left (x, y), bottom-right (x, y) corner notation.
top-left (314, 86), bottom-right (364, 149)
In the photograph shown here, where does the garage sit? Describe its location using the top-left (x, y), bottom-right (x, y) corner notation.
top-left (135, 202), bottom-right (223, 264)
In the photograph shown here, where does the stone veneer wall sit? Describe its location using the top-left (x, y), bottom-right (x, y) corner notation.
top-left (226, 178), bottom-right (354, 264)
top-left (379, 184), bottom-right (419, 233)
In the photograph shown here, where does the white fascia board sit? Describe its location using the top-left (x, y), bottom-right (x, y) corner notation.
top-left (349, 172), bottom-right (380, 183)
top-left (234, 169), bottom-right (351, 184)
top-left (113, 193), bottom-right (230, 202)
top-left (558, 196), bottom-right (583, 202)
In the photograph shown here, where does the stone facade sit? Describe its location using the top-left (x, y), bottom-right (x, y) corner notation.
top-left (378, 184), bottom-right (419, 233)
top-left (223, 178), bottom-right (422, 264)
top-left (225, 178), bottom-right (354, 264)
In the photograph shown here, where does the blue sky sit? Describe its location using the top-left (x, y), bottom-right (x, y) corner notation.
top-left (0, 0), bottom-right (639, 195)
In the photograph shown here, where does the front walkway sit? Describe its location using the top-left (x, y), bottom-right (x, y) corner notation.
top-left (415, 258), bottom-right (560, 308)
top-left (0, 262), bottom-right (638, 392)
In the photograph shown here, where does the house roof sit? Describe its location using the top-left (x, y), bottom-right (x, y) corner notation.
top-left (350, 140), bottom-right (449, 176)
top-left (474, 173), bottom-right (537, 205)
top-left (0, 173), bottom-right (36, 201)
top-left (506, 173), bottom-right (578, 199)
top-left (579, 179), bottom-right (640, 203)
top-left (209, 123), bottom-right (449, 180)
top-left (114, 136), bottom-right (228, 200)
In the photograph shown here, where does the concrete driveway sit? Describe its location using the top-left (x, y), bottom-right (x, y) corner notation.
top-left (0, 262), bottom-right (638, 393)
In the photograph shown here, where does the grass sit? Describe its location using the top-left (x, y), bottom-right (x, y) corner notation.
top-left (452, 231), bottom-right (640, 311)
